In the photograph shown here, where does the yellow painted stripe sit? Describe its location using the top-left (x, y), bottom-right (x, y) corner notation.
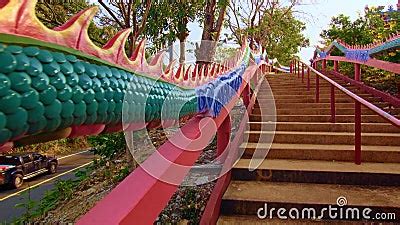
top-left (57, 149), bottom-right (90, 160)
top-left (0, 161), bottom-right (92, 202)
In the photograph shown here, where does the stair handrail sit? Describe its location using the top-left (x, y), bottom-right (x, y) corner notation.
top-left (78, 60), bottom-right (272, 225)
top-left (292, 59), bottom-right (399, 165)
top-left (294, 59), bottom-right (400, 126)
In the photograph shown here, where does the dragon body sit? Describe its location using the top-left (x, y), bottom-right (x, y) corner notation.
top-left (0, 0), bottom-right (263, 150)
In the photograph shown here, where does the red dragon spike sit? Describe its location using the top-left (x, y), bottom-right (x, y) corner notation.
top-left (164, 60), bottom-right (177, 81)
top-left (184, 65), bottom-right (191, 81)
top-left (192, 65), bottom-right (199, 79)
top-left (175, 64), bottom-right (184, 81)
top-left (102, 29), bottom-right (132, 64)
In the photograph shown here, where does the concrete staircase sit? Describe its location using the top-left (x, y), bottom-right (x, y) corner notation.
top-left (217, 72), bottom-right (400, 224)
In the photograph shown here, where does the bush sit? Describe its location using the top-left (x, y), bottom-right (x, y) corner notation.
top-left (88, 132), bottom-right (127, 159)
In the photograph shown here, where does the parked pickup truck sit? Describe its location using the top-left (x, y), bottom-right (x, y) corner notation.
top-left (0, 153), bottom-right (58, 189)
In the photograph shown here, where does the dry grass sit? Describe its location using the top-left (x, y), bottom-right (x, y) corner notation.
top-left (10, 137), bottom-right (90, 157)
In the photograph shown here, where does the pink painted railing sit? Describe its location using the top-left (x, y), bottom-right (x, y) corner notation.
top-left (78, 61), bottom-right (270, 225)
top-left (200, 65), bottom-right (268, 224)
top-left (291, 59), bottom-right (400, 165)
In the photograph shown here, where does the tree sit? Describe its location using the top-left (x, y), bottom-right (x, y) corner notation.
top-left (321, 6), bottom-right (399, 95)
top-left (226, 0), bottom-right (271, 47)
top-left (226, 0), bottom-right (308, 64)
top-left (35, 1), bottom-right (117, 47)
top-left (214, 45), bottom-right (237, 63)
top-left (172, 1), bottom-right (205, 63)
top-left (257, 7), bottom-right (309, 64)
top-left (98, 0), bottom-right (152, 57)
top-left (196, 0), bottom-right (230, 65)
top-left (321, 7), bottom-right (399, 62)
top-left (146, 1), bottom-right (204, 63)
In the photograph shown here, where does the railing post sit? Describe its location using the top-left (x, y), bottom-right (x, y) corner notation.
top-left (354, 63), bottom-right (361, 82)
top-left (243, 83), bottom-right (250, 108)
top-left (322, 59), bottom-right (327, 71)
top-left (355, 101), bottom-right (362, 165)
top-left (334, 60), bottom-right (339, 72)
top-left (330, 85), bottom-right (336, 123)
top-left (301, 63), bottom-right (304, 83)
top-left (297, 61), bottom-right (300, 78)
top-left (290, 61), bottom-right (293, 73)
top-left (252, 70), bottom-right (258, 93)
top-left (307, 67), bottom-right (310, 91)
top-left (217, 112), bottom-right (231, 157)
top-left (315, 75), bottom-right (320, 103)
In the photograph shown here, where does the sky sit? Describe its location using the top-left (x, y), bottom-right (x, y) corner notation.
top-left (91, 0), bottom-right (399, 63)
top-left (186, 0), bottom-right (399, 62)
top-left (294, 0), bottom-right (398, 61)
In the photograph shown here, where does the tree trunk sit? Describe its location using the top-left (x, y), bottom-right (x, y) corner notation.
top-left (197, 0), bottom-right (228, 66)
top-left (178, 26), bottom-right (189, 64)
top-left (168, 40), bottom-right (174, 64)
top-left (179, 39), bottom-right (186, 64)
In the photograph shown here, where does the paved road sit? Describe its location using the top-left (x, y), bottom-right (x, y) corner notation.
top-left (0, 151), bottom-right (95, 223)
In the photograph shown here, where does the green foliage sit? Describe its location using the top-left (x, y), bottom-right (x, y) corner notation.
top-left (35, 1), bottom-right (117, 47)
top-left (14, 188), bottom-right (36, 223)
top-left (321, 7), bottom-right (399, 62)
top-left (12, 158), bottom-right (133, 223)
top-left (321, 6), bottom-right (399, 95)
top-left (13, 179), bottom-right (78, 223)
top-left (256, 8), bottom-right (309, 64)
top-left (214, 45), bottom-right (237, 63)
top-left (114, 166), bottom-right (131, 182)
top-left (88, 132), bottom-right (127, 159)
top-left (145, 1), bottom-right (205, 54)
top-left (226, 2), bottom-right (309, 65)
top-left (38, 179), bottom-right (77, 212)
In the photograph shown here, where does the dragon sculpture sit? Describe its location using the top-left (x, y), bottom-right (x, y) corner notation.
top-left (314, 34), bottom-right (400, 62)
top-left (0, 0), bottom-right (267, 152)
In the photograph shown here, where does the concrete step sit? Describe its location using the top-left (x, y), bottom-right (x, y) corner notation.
top-left (255, 102), bottom-right (390, 109)
top-left (265, 88), bottom-right (362, 94)
top-left (232, 159), bottom-right (400, 186)
top-left (221, 180), bottom-right (400, 221)
top-left (266, 83), bottom-right (359, 88)
top-left (267, 84), bottom-right (335, 89)
top-left (246, 130), bottom-right (400, 146)
top-left (260, 89), bottom-right (368, 96)
top-left (249, 115), bottom-right (388, 123)
top-left (257, 93), bottom-right (373, 99)
top-left (216, 73), bottom-right (400, 224)
top-left (240, 142), bottom-right (400, 163)
top-left (253, 107), bottom-right (375, 115)
top-left (258, 97), bottom-right (381, 104)
top-left (267, 86), bottom-right (359, 92)
top-left (248, 122), bottom-right (400, 133)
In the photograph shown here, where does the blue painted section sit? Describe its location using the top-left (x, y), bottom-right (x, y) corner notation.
top-left (196, 48), bottom-right (251, 117)
top-left (315, 38), bottom-right (400, 62)
top-left (345, 49), bottom-right (370, 62)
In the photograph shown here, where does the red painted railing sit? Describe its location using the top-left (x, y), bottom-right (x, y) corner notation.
top-left (291, 59), bottom-right (400, 165)
top-left (200, 65), bottom-right (268, 224)
top-left (78, 61), bottom-right (270, 225)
